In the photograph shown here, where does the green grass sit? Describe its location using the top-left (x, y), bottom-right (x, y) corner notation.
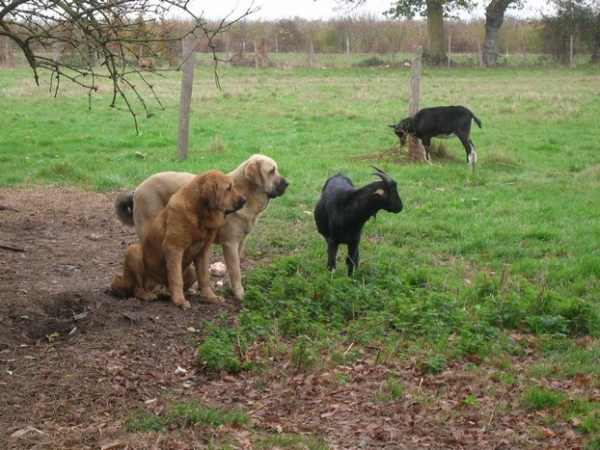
top-left (1, 60), bottom-right (599, 446)
top-left (254, 434), bottom-right (329, 450)
top-left (522, 386), bottom-right (600, 435)
top-left (124, 400), bottom-right (250, 433)
top-left (523, 386), bottom-right (568, 410)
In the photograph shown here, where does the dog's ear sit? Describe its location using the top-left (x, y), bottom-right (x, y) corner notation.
top-left (201, 181), bottom-right (219, 210)
top-left (244, 161), bottom-right (263, 186)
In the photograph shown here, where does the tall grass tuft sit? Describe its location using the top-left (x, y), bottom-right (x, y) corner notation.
top-left (206, 134), bottom-right (227, 153)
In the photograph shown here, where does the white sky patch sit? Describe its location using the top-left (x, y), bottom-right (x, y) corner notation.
top-left (192, 0), bottom-right (553, 22)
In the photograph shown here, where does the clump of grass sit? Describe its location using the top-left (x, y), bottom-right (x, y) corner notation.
top-left (375, 376), bottom-right (404, 402)
top-left (37, 160), bottom-right (86, 183)
top-left (486, 151), bottom-right (515, 167)
top-left (124, 400), bottom-right (250, 433)
top-left (256, 434), bottom-right (329, 449)
top-left (206, 134), bottom-right (226, 153)
top-left (429, 141), bottom-right (451, 160)
top-left (197, 318), bottom-right (245, 373)
top-left (417, 352), bottom-right (447, 375)
top-left (291, 334), bottom-right (318, 371)
top-left (522, 386), bottom-right (566, 410)
top-left (355, 56), bottom-right (387, 67)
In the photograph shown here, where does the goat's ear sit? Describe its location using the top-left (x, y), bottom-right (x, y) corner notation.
top-left (375, 189), bottom-right (385, 196)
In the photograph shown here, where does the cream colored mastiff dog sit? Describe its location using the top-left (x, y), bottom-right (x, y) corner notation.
top-left (114, 154), bottom-right (289, 300)
top-left (111, 170), bottom-right (246, 309)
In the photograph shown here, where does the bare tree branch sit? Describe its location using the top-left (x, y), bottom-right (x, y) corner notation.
top-left (0, 0), bottom-right (258, 132)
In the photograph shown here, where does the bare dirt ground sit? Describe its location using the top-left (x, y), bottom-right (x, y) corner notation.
top-left (0, 186), bottom-right (592, 449)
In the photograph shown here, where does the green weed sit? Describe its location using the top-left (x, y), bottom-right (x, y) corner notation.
top-left (255, 433), bottom-right (329, 449)
top-left (375, 376), bottom-right (404, 402)
top-left (124, 400), bottom-right (250, 433)
top-left (522, 386), bottom-right (566, 410)
top-left (196, 317), bottom-right (247, 373)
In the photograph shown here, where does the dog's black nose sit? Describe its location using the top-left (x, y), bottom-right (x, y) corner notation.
top-left (236, 196), bottom-right (247, 210)
top-left (280, 178), bottom-right (290, 191)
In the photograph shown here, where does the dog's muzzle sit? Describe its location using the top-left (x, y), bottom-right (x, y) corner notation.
top-left (269, 178), bottom-right (289, 199)
top-left (227, 196), bottom-right (247, 214)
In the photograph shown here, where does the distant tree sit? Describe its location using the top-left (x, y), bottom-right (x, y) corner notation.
top-left (273, 19), bottom-right (303, 52)
top-left (483, 0), bottom-right (519, 65)
top-left (0, 0), bottom-right (254, 131)
top-left (334, 0), bottom-right (533, 66)
top-left (334, 0), bottom-right (474, 65)
top-left (387, 0), bottom-right (470, 65)
top-left (542, 0), bottom-right (600, 63)
top-left (380, 18), bottom-right (408, 54)
top-left (579, 1), bottom-right (600, 62)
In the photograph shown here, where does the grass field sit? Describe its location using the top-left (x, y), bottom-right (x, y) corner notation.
top-left (1, 61), bottom-right (600, 446)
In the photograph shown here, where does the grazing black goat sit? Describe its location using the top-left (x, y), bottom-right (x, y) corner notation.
top-left (314, 167), bottom-right (403, 276)
top-left (390, 106), bottom-right (482, 166)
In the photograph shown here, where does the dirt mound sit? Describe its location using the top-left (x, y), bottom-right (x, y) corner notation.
top-left (0, 186), bottom-right (244, 449)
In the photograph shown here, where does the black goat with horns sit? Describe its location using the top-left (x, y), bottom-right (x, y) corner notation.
top-left (314, 166), bottom-right (403, 276)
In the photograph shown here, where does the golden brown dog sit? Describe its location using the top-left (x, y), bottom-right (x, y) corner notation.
top-left (114, 154), bottom-right (289, 300)
top-left (111, 170), bottom-right (246, 308)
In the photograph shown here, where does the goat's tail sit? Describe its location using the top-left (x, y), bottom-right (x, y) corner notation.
top-left (472, 114), bottom-right (482, 129)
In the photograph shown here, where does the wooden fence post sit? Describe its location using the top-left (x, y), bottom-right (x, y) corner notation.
top-left (447, 34), bottom-right (452, 68)
top-left (409, 45), bottom-right (422, 116)
top-left (569, 35), bottom-right (574, 67)
top-left (408, 45), bottom-right (424, 160)
top-left (52, 42), bottom-right (59, 63)
top-left (177, 34), bottom-right (197, 161)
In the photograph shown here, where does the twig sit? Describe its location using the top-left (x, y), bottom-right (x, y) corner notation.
top-left (73, 312), bottom-right (89, 321)
top-left (121, 312), bottom-right (138, 322)
top-left (343, 342), bottom-right (354, 356)
top-left (487, 393), bottom-right (504, 429)
top-left (0, 243), bottom-right (26, 253)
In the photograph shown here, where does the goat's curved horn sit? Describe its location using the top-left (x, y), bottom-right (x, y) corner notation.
top-left (371, 165), bottom-right (393, 183)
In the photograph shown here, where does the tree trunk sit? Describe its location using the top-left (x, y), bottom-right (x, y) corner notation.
top-left (591, 32), bottom-right (600, 63)
top-left (424, 0), bottom-right (446, 66)
top-left (483, 0), bottom-right (515, 66)
top-left (177, 34), bottom-right (197, 161)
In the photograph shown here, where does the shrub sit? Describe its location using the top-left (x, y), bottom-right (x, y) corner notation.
top-left (355, 56), bottom-right (387, 67)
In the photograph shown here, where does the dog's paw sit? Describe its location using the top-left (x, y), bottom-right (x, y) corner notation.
top-left (200, 287), bottom-right (224, 304)
top-left (135, 290), bottom-right (159, 302)
top-left (205, 294), bottom-right (224, 304)
top-left (180, 300), bottom-right (191, 309)
top-left (233, 287), bottom-right (244, 300)
top-left (172, 297), bottom-right (191, 309)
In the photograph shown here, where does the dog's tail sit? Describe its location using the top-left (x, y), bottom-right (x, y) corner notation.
top-left (114, 192), bottom-right (135, 227)
top-left (472, 114), bottom-right (482, 129)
